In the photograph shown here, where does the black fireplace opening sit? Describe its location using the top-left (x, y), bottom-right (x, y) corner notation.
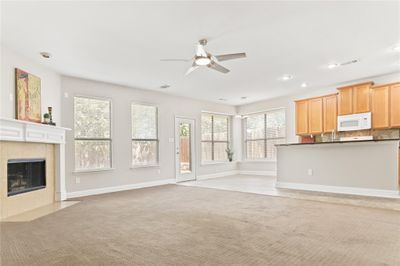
top-left (7, 159), bottom-right (46, 196)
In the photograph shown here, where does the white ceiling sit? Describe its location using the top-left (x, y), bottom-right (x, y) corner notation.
top-left (2, 1), bottom-right (400, 105)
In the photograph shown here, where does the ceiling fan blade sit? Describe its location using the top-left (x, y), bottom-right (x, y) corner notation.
top-left (214, 53), bottom-right (246, 62)
top-left (160, 59), bottom-right (191, 62)
top-left (196, 44), bottom-right (208, 57)
top-left (208, 61), bottom-right (230, 74)
top-left (185, 63), bottom-right (199, 75)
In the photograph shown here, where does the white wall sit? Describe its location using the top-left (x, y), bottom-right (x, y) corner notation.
top-left (237, 72), bottom-right (400, 173)
top-left (1, 46), bottom-right (61, 124)
top-left (61, 76), bottom-right (238, 194)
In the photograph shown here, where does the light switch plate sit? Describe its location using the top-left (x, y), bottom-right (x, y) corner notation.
top-left (64, 92), bottom-right (69, 98)
top-left (168, 138), bottom-right (174, 143)
top-left (307, 169), bottom-right (313, 176)
top-left (75, 177), bottom-right (80, 184)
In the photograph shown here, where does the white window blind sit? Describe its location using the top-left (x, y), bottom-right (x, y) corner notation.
top-left (244, 109), bottom-right (286, 160)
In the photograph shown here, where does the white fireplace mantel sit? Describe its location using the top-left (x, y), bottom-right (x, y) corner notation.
top-left (0, 118), bottom-right (71, 201)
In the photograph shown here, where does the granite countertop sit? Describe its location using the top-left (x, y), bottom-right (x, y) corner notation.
top-left (276, 138), bottom-right (400, 146)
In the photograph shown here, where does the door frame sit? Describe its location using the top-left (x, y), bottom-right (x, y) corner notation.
top-left (174, 116), bottom-right (196, 182)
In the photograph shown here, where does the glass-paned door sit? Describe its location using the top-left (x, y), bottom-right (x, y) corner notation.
top-left (175, 118), bottom-right (196, 182)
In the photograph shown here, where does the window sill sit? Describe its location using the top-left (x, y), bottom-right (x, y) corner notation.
top-left (201, 161), bottom-right (238, 166)
top-left (130, 164), bottom-right (160, 169)
top-left (73, 168), bottom-right (115, 174)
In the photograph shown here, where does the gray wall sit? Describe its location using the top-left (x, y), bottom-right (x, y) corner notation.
top-left (61, 76), bottom-right (238, 193)
top-left (277, 141), bottom-right (399, 190)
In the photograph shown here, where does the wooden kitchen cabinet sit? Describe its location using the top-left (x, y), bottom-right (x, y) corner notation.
top-left (338, 86), bottom-right (353, 115)
top-left (390, 83), bottom-right (400, 128)
top-left (323, 94), bottom-right (337, 132)
top-left (353, 83), bottom-right (372, 113)
top-left (371, 85), bottom-right (390, 129)
top-left (338, 82), bottom-right (373, 115)
top-left (308, 97), bottom-right (323, 134)
top-left (295, 100), bottom-right (309, 135)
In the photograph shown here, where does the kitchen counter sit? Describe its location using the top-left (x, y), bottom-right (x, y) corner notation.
top-left (276, 138), bottom-right (400, 146)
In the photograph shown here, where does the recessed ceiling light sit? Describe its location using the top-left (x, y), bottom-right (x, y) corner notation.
top-left (40, 52), bottom-right (51, 59)
top-left (160, 84), bottom-right (170, 89)
top-left (327, 63), bottom-right (339, 69)
top-left (241, 96), bottom-right (247, 100)
top-left (218, 98), bottom-right (227, 101)
top-left (301, 82), bottom-right (307, 88)
top-left (280, 74), bottom-right (294, 81)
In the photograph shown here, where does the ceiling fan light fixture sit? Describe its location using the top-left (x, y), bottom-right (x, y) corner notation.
top-left (195, 57), bottom-right (211, 66)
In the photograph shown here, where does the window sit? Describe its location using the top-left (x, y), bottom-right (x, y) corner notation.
top-left (74, 96), bottom-right (112, 171)
top-left (131, 104), bottom-right (158, 167)
top-left (201, 113), bottom-right (230, 162)
top-left (244, 109), bottom-right (285, 160)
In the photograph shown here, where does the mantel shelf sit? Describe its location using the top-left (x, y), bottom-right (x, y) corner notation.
top-left (0, 117), bottom-right (71, 144)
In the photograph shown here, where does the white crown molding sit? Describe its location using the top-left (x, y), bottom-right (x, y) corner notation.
top-left (67, 179), bottom-right (176, 199)
top-left (276, 182), bottom-right (400, 199)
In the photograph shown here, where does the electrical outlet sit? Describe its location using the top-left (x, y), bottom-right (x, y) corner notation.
top-left (75, 177), bottom-right (80, 184)
top-left (307, 169), bottom-right (313, 176)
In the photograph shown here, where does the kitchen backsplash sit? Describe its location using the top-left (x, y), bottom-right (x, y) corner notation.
top-left (315, 129), bottom-right (400, 142)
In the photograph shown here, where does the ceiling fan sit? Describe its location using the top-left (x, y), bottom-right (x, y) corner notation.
top-left (161, 39), bottom-right (246, 75)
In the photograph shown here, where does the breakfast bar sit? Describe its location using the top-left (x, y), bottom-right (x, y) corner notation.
top-left (275, 139), bottom-right (400, 198)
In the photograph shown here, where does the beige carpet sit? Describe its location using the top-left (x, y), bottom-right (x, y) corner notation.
top-left (1, 185), bottom-right (400, 265)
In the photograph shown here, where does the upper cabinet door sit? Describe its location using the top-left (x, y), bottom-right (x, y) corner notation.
top-left (323, 94), bottom-right (337, 132)
top-left (390, 83), bottom-right (400, 128)
top-left (338, 87), bottom-right (353, 115)
top-left (371, 85), bottom-right (390, 129)
top-left (308, 97), bottom-right (323, 134)
top-left (295, 100), bottom-right (309, 135)
top-left (353, 83), bottom-right (372, 113)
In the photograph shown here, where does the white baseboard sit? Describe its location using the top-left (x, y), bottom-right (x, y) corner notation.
top-left (67, 179), bottom-right (176, 199)
top-left (239, 170), bottom-right (277, 176)
top-left (276, 182), bottom-right (400, 199)
top-left (196, 170), bottom-right (239, 180)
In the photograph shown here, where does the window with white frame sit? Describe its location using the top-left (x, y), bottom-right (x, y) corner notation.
top-left (131, 104), bottom-right (159, 167)
top-left (74, 96), bottom-right (112, 171)
top-left (201, 113), bottom-right (230, 162)
top-left (244, 109), bottom-right (286, 160)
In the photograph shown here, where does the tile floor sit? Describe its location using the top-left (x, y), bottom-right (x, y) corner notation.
top-left (180, 174), bottom-right (400, 211)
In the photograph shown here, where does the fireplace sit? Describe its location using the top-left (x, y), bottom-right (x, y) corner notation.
top-left (7, 159), bottom-right (46, 196)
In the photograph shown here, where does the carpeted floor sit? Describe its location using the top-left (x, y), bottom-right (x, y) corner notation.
top-left (1, 185), bottom-right (400, 265)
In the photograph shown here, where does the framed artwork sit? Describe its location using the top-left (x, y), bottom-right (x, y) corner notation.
top-left (15, 68), bottom-right (41, 122)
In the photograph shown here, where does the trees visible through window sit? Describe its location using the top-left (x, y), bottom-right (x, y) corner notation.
top-left (131, 104), bottom-right (159, 167)
top-left (201, 113), bottom-right (230, 162)
top-left (244, 109), bottom-right (286, 160)
top-left (74, 96), bottom-right (112, 171)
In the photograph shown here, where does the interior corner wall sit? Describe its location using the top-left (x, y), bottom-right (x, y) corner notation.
top-left (236, 71), bottom-right (400, 174)
top-left (1, 45), bottom-right (62, 124)
top-left (61, 76), bottom-right (238, 194)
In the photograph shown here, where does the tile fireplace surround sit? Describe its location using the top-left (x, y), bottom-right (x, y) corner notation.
top-left (0, 118), bottom-right (70, 219)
